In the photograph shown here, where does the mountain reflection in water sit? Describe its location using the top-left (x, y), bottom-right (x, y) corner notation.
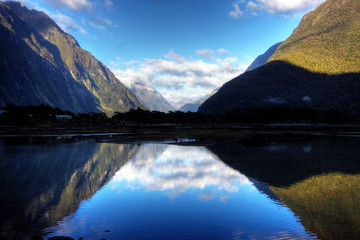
top-left (0, 141), bottom-right (138, 239)
top-left (209, 136), bottom-right (360, 240)
top-left (1, 136), bottom-right (358, 240)
top-left (46, 143), bottom-right (314, 240)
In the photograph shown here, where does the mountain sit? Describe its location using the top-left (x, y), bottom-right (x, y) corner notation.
top-left (179, 89), bottom-right (218, 112)
top-left (179, 99), bottom-right (204, 112)
top-left (245, 42), bottom-right (282, 72)
top-left (0, 2), bottom-right (143, 115)
top-left (199, 0), bottom-right (360, 116)
top-left (0, 141), bottom-right (138, 239)
top-left (130, 82), bottom-right (174, 112)
top-left (199, 61), bottom-right (360, 115)
top-left (269, 0), bottom-right (360, 74)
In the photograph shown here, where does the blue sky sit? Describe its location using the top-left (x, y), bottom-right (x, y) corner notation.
top-left (10, 0), bottom-right (326, 107)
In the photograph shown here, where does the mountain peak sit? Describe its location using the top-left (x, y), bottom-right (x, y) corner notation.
top-left (4, 1), bottom-right (71, 42)
top-left (0, 1), bottom-right (143, 114)
top-left (269, 0), bottom-right (360, 74)
top-left (199, 0), bottom-right (360, 116)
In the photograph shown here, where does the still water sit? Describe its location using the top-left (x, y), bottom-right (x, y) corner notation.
top-left (0, 136), bottom-right (359, 239)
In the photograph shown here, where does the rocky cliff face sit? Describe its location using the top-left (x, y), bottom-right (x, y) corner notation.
top-left (0, 2), bottom-right (143, 114)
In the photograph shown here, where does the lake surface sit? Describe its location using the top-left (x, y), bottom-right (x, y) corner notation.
top-left (0, 136), bottom-right (359, 239)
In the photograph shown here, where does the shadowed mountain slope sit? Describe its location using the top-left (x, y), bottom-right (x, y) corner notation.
top-left (0, 2), bottom-right (143, 114)
top-left (199, 61), bottom-right (360, 115)
top-left (199, 0), bottom-right (360, 116)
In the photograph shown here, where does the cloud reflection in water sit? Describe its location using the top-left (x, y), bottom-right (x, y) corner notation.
top-left (110, 144), bottom-right (252, 198)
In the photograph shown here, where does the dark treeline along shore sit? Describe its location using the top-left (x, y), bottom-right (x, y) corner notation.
top-left (1, 104), bottom-right (359, 126)
top-left (1, 104), bottom-right (360, 145)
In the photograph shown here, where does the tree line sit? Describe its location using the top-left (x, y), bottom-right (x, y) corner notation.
top-left (0, 104), bottom-right (357, 126)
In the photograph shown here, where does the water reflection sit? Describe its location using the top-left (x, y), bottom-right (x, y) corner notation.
top-left (209, 136), bottom-right (360, 240)
top-left (46, 144), bottom-right (314, 240)
top-left (2, 136), bottom-right (358, 240)
top-left (111, 144), bottom-right (251, 198)
top-left (0, 141), bottom-right (138, 239)
top-left (209, 136), bottom-right (360, 187)
top-left (271, 173), bottom-right (360, 240)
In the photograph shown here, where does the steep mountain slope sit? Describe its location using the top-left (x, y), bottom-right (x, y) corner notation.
top-left (130, 83), bottom-right (174, 112)
top-left (269, 0), bottom-right (360, 74)
top-left (180, 89), bottom-right (218, 112)
top-left (245, 42), bottom-right (282, 72)
top-left (199, 61), bottom-right (360, 115)
top-left (179, 98), bottom-right (205, 112)
top-left (0, 2), bottom-right (98, 113)
top-left (0, 2), bottom-right (143, 114)
top-left (199, 0), bottom-right (360, 116)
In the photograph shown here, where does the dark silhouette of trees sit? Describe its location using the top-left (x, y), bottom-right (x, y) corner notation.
top-left (0, 105), bottom-right (358, 126)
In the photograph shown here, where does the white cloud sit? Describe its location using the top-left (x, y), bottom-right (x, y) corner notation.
top-left (88, 20), bottom-right (107, 31)
top-left (232, 0), bottom-right (326, 17)
top-left (78, 26), bottom-right (88, 35)
top-left (259, 0), bottom-right (326, 14)
top-left (164, 50), bottom-right (185, 63)
top-left (48, 11), bottom-right (88, 35)
top-left (43, 0), bottom-right (93, 12)
top-left (111, 50), bottom-right (249, 108)
top-left (218, 48), bottom-right (229, 55)
top-left (83, 16), bottom-right (119, 32)
top-left (196, 49), bottom-right (215, 60)
top-left (229, 1), bottom-right (243, 18)
top-left (111, 144), bottom-right (253, 198)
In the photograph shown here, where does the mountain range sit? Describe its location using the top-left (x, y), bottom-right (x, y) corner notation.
top-left (179, 89), bottom-right (218, 112)
top-left (199, 0), bottom-right (360, 116)
top-left (0, 1), bottom-right (143, 115)
top-left (129, 82), bottom-right (174, 112)
top-left (180, 41), bottom-right (283, 113)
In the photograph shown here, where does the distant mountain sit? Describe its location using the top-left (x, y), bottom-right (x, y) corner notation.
top-left (245, 42), bottom-right (283, 72)
top-left (179, 99), bottom-right (204, 112)
top-left (130, 83), bottom-right (174, 112)
top-left (187, 41), bottom-right (282, 113)
top-left (199, 0), bottom-right (360, 116)
top-left (179, 89), bottom-right (218, 112)
top-left (0, 2), bottom-right (143, 114)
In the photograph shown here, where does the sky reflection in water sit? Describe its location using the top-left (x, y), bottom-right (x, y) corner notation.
top-left (46, 144), bottom-right (315, 240)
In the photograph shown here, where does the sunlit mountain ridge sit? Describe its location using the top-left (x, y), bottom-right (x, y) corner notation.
top-left (199, 0), bottom-right (360, 116)
top-left (0, 2), bottom-right (143, 115)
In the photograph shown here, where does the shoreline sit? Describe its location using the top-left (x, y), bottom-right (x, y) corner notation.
top-left (1, 123), bottom-right (360, 145)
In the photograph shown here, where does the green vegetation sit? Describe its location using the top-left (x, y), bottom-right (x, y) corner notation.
top-left (270, 0), bottom-right (360, 74)
top-left (208, 138), bottom-right (360, 239)
top-left (271, 173), bottom-right (360, 239)
top-left (0, 2), bottom-right (143, 115)
top-left (200, 0), bottom-right (360, 115)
